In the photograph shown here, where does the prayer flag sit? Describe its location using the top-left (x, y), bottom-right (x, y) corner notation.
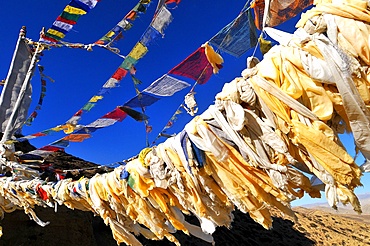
top-left (75, 126), bottom-right (98, 134)
top-left (124, 92), bottom-right (160, 108)
top-left (102, 107), bottom-right (128, 121)
top-left (120, 56), bottom-right (138, 70)
top-left (63, 133), bottom-right (91, 142)
top-left (119, 106), bottom-right (149, 121)
top-left (32, 132), bottom-right (47, 137)
top-left (77, 0), bottom-right (100, 9)
top-left (89, 95), bottom-right (103, 103)
top-left (168, 47), bottom-right (213, 85)
top-left (128, 42), bottom-right (148, 60)
top-left (39, 145), bottom-right (65, 152)
top-left (117, 19), bottom-right (132, 30)
top-left (209, 10), bottom-right (258, 57)
top-left (52, 21), bottom-right (74, 32)
top-left (82, 102), bottom-right (95, 111)
top-left (140, 26), bottom-right (161, 46)
top-left (50, 139), bottom-right (70, 147)
top-left (86, 118), bottom-right (117, 128)
top-left (111, 67), bottom-right (128, 81)
top-left (165, 0), bottom-right (181, 4)
top-left (151, 6), bottom-right (173, 34)
top-left (102, 78), bottom-right (120, 89)
top-left (252, 0), bottom-right (313, 29)
top-left (144, 74), bottom-right (190, 96)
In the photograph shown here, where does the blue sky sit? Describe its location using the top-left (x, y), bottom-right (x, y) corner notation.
top-left (0, 0), bottom-right (368, 206)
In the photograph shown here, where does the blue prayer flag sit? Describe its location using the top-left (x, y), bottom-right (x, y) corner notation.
top-left (209, 10), bottom-right (258, 57)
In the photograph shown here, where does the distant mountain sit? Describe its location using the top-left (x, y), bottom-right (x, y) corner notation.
top-left (302, 193), bottom-right (370, 215)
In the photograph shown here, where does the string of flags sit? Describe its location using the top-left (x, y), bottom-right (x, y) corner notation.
top-left (150, 6), bottom-right (259, 145)
top-left (95, 0), bottom-right (151, 47)
top-left (149, 0), bottom-right (315, 144)
top-left (40, 0), bottom-right (158, 129)
top-left (41, 0), bottom-right (101, 43)
top-left (38, 0), bottom-right (155, 59)
top-left (18, 0), bottom-right (179, 143)
top-left (20, 0), bottom-right (314, 153)
top-left (59, 1), bottom-right (178, 131)
top-left (29, 73), bottom-right (191, 156)
top-left (17, 6), bottom-right (249, 144)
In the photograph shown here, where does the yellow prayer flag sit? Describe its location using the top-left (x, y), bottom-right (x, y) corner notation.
top-left (128, 42), bottom-right (148, 60)
top-left (64, 5), bottom-right (87, 15)
top-left (47, 29), bottom-right (65, 39)
top-left (89, 95), bottom-right (103, 103)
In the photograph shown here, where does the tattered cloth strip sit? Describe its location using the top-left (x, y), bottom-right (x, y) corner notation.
top-left (209, 9), bottom-right (258, 57)
top-left (41, 0), bottom-right (101, 43)
top-left (25, 65), bottom-right (54, 126)
top-left (251, 0), bottom-right (313, 30)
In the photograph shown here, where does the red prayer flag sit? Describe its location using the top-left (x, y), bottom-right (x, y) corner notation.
top-left (39, 145), bottom-right (65, 152)
top-left (63, 134), bottom-right (91, 142)
top-left (146, 125), bottom-right (153, 133)
top-left (36, 184), bottom-right (49, 201)
top-left (56, 16), bottom-right (77, 25)
top-left (95, 40), bottom-right (105, 45)
top-left (168, 47), bottom-right (213, 85)
top-left (125, 10), bottom-right (137, 20)
top-left (74, 109), bottom-right (83, 116)
top-left (165, 0), bottom-right (181, 4)
top-left (102, 107), bottom-right (128, 122)
top-left (111, 67), bottom-right (128, 81)
top-left (32, 132), bottom-right (47, 137)
top-left (41, 35), bottom-right (58, 43)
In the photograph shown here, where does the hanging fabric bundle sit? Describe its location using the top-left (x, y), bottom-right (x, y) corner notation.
top-left (184, 92), bottom-right (198, 116)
